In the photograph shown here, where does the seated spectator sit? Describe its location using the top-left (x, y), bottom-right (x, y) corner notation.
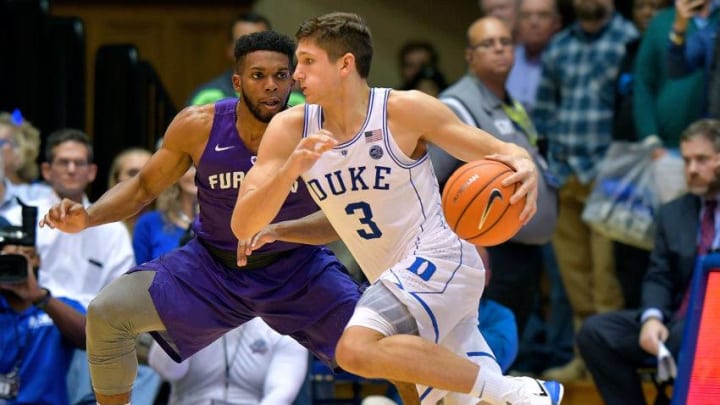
top-left (0, 240), bottom-right (86, 405)
top-left (107, 147), bottom-right (153, 234)
top-left (133, 166), bottom-right (197, 264)
top-left (0, 111), bottom-right (53, 202)
top-left (577, 119), bottom-right (720, 404)
top-left (148, 317), bottom-right (308, 405)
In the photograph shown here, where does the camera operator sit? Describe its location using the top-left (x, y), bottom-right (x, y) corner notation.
top-left (0, 226), bottom-right (86, 405)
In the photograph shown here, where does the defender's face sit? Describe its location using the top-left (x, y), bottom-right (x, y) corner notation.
top-left (293, 39), bottom-right (341, 104)
top-left (234, 50), bottom-right (293, 123)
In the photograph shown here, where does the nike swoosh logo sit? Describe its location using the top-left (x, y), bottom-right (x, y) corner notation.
top-left (478, 188), bottom-right (503, 230)
top-left (533, 379), bottom-right (549, 397)
top-left (215, 144), bottom-right (235, 152)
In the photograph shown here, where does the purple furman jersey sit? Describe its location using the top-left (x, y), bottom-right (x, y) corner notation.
top-left (195, 98), bottom-right (318, 253)
top-left (131, 98), bottom-right (361, 368)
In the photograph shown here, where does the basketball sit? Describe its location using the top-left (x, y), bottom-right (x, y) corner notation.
top-left (441, 159), bottom-right (524, 246)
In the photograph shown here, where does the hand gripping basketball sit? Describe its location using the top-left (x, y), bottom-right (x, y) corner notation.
top-left (441, 159), bottom-right (525, 246)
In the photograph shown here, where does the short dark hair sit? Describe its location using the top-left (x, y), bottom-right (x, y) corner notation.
top-left (681, 119), bottom-right (720, 151)
top-left (398, 40), bottom-right (439, 69)
top-left (44, 128), bottom-right (94, 163)
top-left (233, 30), bottom-right (296, 72)
top-left (227, 12), bottom-right (272, 42)
top-left (296, 12), bottom-right (373, 78)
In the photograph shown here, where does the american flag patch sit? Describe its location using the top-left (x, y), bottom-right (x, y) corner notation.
top-left (364, 129), bottom-right (383, 143)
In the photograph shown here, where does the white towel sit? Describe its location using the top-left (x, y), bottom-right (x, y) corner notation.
top-left (656, 341), bottom-right (678, 383)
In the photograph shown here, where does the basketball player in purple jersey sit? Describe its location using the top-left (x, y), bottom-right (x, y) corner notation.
top-left (39, 31), bottom-right (367, 405)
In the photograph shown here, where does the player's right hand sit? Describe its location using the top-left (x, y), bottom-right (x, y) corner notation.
top-left (285, 130), bottom-right (337, 176)
top-left (236, 225), bottom-right (278, 267)
top-left (39, 198), bottom-right (90, 234)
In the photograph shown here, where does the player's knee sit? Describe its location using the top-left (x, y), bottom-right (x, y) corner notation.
top-left (87, 289), bottom-right (134, 340)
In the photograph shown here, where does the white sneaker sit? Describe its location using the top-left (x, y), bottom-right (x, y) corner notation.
top-left (510, 376), bottom-right (564, 405)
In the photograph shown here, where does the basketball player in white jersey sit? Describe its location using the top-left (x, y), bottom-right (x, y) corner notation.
top-left (232, 12), bottom-right (563, 405)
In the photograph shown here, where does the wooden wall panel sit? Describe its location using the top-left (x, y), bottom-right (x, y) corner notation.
top-left (50, 4), bottom-right (248, 135)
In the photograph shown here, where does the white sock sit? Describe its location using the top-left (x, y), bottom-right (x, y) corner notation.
top-left (470, 368), bottom-right (522, 403)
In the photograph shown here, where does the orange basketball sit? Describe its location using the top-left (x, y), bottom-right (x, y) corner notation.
top-left (441, 159), bottom-right (524, 246)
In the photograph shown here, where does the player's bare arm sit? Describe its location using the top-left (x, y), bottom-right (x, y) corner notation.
top-left (40, 105), bottom-right (208, 232)
top-left (251, 210), bottom-right (338, 249)
top-left (237, 210), bottom-right (339, 266)
top-left (388, 90), bottom-right (538, 222)
top-left (232, 106), bottom-right (337, 242)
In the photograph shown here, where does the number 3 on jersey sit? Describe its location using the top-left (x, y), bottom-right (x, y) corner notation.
top-left (345, 202), bottom-right (383, 239)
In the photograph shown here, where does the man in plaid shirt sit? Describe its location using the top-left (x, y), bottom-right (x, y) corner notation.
top-left (533, 0), bottom-right (637, 383)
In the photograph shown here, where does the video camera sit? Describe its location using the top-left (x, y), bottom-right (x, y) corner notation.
top-left (0, 198), bottom-right (37, 284)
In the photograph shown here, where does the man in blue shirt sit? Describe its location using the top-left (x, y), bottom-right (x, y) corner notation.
top-left (0, 241), bottom-right (86, 405)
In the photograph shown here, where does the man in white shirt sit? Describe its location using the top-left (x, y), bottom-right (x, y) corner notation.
top-left (149, 317), bottom-right (308, 405)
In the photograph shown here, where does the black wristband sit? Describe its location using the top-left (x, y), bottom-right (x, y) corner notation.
top-left (32, 288), bottom-right (52, 311)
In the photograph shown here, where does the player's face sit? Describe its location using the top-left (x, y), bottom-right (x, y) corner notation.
top-left (235, 51), bottom-right (293, 123)
top-left (681, 136), bottom-right (720, 196)
top-left (41, 141), bottom-right (97, 201)
top-left (293, 39), bottom-right (341, 104)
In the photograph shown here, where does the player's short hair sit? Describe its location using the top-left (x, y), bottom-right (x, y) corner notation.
top-left (233, 30), bottom-right (296, 72)
top-left (681, 119), bottom-right (720, 152)
top-left (296, 12), bottom-right (373, 79)
top-left (227, 11), bottom-right (272, 42)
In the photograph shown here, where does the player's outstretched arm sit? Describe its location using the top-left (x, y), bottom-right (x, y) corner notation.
top-left (40, 107), bottom-right (203, 233)
top-left (392, 90), bottom-right (539, 223)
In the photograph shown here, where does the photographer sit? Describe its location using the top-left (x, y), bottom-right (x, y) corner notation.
top-left (0, 217), bottom-right (86, 405)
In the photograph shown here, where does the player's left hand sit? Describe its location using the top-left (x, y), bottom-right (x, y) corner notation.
top-left (486, 153), bottom-right (538, 224)
top-left (235, 225), bottom-right (279, 267)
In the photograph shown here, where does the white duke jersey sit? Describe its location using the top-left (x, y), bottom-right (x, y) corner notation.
top-left (303, 88), bottom-right (493, 405)
top-left (302, 88), bottom-right (463, 280)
